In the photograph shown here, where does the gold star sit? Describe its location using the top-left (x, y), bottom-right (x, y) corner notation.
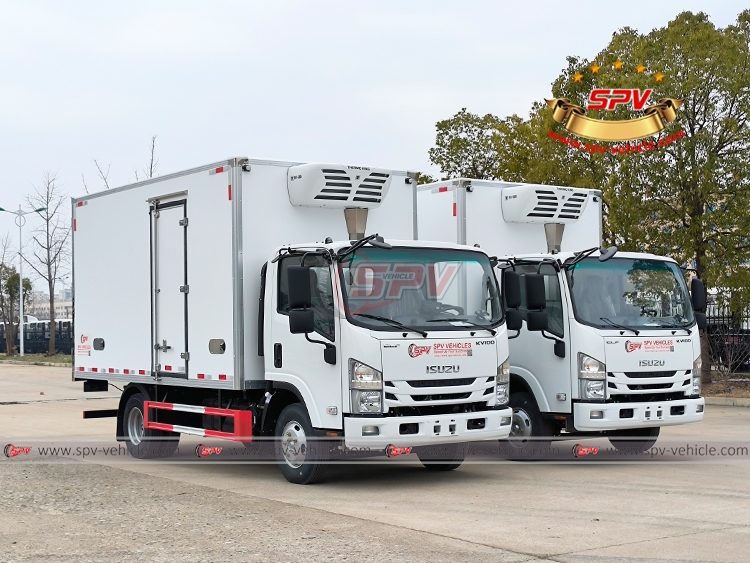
top-left (590, 63), bottom-right (601, 74)
top-left (635, 64), bottom-right (647, 74)
top-left (573, 72), bottom-right (583, 82)
top-left (613, 60), bottom-right (624, 70)
top-left (654, 71), bottom-right (665, 82)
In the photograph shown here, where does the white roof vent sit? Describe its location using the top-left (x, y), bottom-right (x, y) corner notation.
top-left (501, 184), bottom-right (590, 224)
top-left (287, 163), bottom-right (393, 208)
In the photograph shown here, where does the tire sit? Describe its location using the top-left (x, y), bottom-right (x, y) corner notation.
top-left (502, 392), bottom-right (554, 460)
top-left (274, 403), bottom-right (328, 485)
top-left (415, 442), bottom-right (468, 471)
top-left (122, 393), bottom-right (180, 459)
top-left (608, 427), bottom-right (660, 454)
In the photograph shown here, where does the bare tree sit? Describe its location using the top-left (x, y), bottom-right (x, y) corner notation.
top-left (26, 172), bottom-right (70, 355)
top-left (134, 135), bottom-right (159, 181)
top-left (93, 159), bottom-right (111, 189)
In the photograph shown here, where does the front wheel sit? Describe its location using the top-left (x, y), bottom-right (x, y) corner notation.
top-left (274, 403), bottom-right (328, 484)
top-left (121, 393), bottom-right (179, 459)
top-left (502, 392), bottom-right (554, 460)
top-left (415, 442), bottom-right (468, 471)
top-left (608, 427), bottom-right (660, 454)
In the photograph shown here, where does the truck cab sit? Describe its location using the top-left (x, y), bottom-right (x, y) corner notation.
top-left (265, 239), bottom-right (514, 458)
top-left (505, 250), bottom-right (704, 453)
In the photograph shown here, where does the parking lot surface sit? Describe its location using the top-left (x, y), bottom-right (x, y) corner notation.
top-left (2, 364), bottom-right (749, 562)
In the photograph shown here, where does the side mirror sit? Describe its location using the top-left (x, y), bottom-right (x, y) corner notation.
top-left (525, 274), bottom-right (547, 310)
top-left (506, 309), bottom-right (523, 331)
top-left (289, 309), bottom-right (315, 334)
top-left (526, 310), bottom-right (548, 332)
top-left (287, 266), bottom-right (312, 309)
top-left (695, 312), bottom-right (707, 331)
top-left (504, 270), bottom-right (521, 309)
top-left (690, 278), bottom-right (706, 312)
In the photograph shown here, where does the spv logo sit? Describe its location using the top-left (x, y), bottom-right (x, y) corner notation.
top-left (625, 340), bottom-right (642, 353)
top-left (587, 89), bottom-right (653, 111)
top-left (408, 344), bottom-right (431, 358)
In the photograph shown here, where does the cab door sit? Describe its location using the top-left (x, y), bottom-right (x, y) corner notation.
top-left (267, 254), bottom-right (343, 430)
top-left (510, 262), bottom-right (572, 413)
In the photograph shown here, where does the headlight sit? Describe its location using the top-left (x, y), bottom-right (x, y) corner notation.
top-left (349, 359), bottom-right (382, 389)
top-left (496, 358), bottom-right (510, 405)
top-left (351, 390), bottom-right (382, 413)
top-left (579, 353), bottom-right (605, 380)
top-left (349, 359), bottom-right (383, 413)
top-left (691, 355), bottom-right (702, 396)
top-left (581, 379), bottom-right (605, 400)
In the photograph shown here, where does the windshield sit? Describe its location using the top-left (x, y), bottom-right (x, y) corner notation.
top-left (339, 246), bottom-right (503, 332)
top-left (566, 257), bottom-right (694, 330)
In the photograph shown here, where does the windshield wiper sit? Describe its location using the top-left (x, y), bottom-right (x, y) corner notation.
top-left (353, 313), bottom-right (427, 338)
top-left (426, 317), bottom-right (497, 336)
top-left (655, 318), bottom-right (692, 334)
top-left (338, 234), bottom-right (392, 259)
top-left (600, 317), bottom-right (640, 335)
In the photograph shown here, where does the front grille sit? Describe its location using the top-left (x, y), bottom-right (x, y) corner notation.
top-left (412, 392), bottom-right (471, 402)
top-left (407, 378), bottom-right (475, 388)
top-left (388, 401), bottom-right (490, 416)
top-left (623, 371), bottom-right (677, 378)
top-left (610, 391), bottom-right (686, 403)
top-left (627, 383), bottom-right (673, 391)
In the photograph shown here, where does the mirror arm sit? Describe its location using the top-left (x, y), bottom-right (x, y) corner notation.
top-left (508, 329), bottom-right (521, 340)
top-left (541, 330), bottom-right (562, 343)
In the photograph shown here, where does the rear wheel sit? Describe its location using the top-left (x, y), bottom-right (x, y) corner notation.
top-left (503, 392), bottom-right (553, 460)
top-left (122, 393), bottom-right (180, 459)
top-left (274, 403), bottom-right (328, 484)
top-left (608, 427), bottom-right (660, 454)
top-left (415, 442), bottom-right (468, 471)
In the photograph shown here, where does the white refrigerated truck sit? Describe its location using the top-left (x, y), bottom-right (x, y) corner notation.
top-left (72, 158), bottom-right (517, 483)
top-left (416, 178), bottom-right (706, 454)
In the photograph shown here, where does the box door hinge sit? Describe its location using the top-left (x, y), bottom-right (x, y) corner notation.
top-left (179, 218), bottom-right (188, 227)
top-left (180, 285), bottom-right (189, 293)
top-left (180, 351), bottom-right (190, 361)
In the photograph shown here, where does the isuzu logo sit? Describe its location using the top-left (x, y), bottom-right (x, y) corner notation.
top-left (639, 359), bottom-right (665, 367)
top-left (408, 344), bottom-right (431, 358)
top-left (426, 365), bottom-right (460, 374)
top-left (625, 340), bottom-right (642, 353)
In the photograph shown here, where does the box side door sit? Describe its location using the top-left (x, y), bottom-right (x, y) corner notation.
top-left (151, 199), bottom-right (188, 377)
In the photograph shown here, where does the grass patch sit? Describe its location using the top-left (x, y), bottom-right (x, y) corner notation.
top-left (0, 353), bottom-right (72, 364)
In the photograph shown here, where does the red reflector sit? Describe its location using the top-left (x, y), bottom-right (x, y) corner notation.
top-left (219, 374), bottom-right (227, 380)
top-left (138, 369), bottom-right (145, 375)
top-left (78, 366), bottom-right (84, 372)
top-left (228, 184), bottom-right (232, 201)
top-left (73, 219), bottom-right (77, 232)
top-left (123, 369), bottom-right (130, 374)
top-left (165, 365), bottom-right (172, 371)
top-left (439, 187), bottom-right (448, 192)
top-left (216, 166), bottom-right (224, 173)
top-left (453, 202), bottom-right (457, 217)
top-left (92, 368), bottom-right (98, 373)
top-left (197, 373), bottom-right (205, 379)
top-left (77, 201), bottom-right (84, 207)
top-left (108, 368), bottom-right (114, 373)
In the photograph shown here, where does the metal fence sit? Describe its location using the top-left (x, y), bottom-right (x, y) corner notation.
top-left (0, 321), bottom-right (74, 356)
top-left (706, 295), bottom-right (750, 374)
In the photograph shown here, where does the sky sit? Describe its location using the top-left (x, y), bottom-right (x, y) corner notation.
top-left (0, 1), bottom-right (746, 287)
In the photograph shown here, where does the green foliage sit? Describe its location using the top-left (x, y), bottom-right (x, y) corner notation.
top-left (427, 10), bottom-right (750, 302)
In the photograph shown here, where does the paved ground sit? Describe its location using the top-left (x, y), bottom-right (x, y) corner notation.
top-left (1, 364), bottom-right (749, 562)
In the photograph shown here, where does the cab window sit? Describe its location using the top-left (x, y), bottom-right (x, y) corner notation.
top-left (278, 254), bottom-right (335, 341)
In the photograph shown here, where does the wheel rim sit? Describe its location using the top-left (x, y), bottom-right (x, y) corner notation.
top-left (508, 407), bottom-right (532, 449)
top-left (280, 419), bottom-right (307, 468)
top-left (127, 406), bottom-right (144, 446)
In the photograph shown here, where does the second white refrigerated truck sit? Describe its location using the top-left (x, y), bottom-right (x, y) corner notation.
top-left (416, 178), bottom-right (706, 455)
top-left (72, 158), bottom-right (521, 483)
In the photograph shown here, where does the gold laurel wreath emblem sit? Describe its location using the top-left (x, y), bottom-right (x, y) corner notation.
top-left (545, 97), bottom-right (683, 142)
